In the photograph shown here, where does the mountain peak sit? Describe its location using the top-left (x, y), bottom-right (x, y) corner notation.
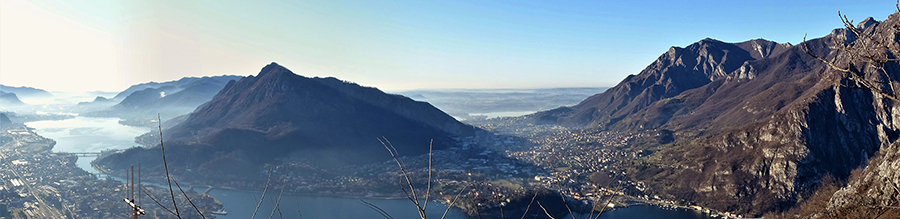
top-left (857, 17), bottom-right (878, 30)
top-left (257, 62), bottom-right (292, 78)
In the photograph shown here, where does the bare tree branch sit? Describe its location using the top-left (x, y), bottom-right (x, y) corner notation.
top-left (442, 182), bottom-right (474, 219)
top-left (536, 201), bottom-right (557, 219)
top-left (251, 167), bottom-right (274, 219)
top-left (268, 179), bottom-right (287, 219)
top-left (361, 200), bottom-right (394, 219)
top-left (157, 114), bottom-right (180, 218)
top-left (518, 192), bottom-right (538, 219)
top-left (172, 178), bottom-right (205, 219)
top-left (141, 185), bottom-right (176, 216)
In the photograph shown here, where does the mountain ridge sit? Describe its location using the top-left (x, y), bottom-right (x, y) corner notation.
top-left (525, 14), bottom-right (899, 215)
top-left (96, 62), bottom-right (474, 180)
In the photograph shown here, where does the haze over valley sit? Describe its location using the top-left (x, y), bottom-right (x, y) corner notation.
top-left (2, 1), bottom-right (900, 219)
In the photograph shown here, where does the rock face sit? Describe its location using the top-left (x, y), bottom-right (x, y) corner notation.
top-left (816, 14), bottom-right (900, 218)
top-left (95, 63), bottom-right (474, 179)
top-left (529, 13), bottom-right (900, 216)
top-left (533, 38), bottom-right (790, 128)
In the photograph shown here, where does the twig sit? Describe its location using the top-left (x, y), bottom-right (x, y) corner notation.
top-left (379, 137), bottom-right (426, 218)
top-left (361, 200), bottom-right (394, 219)
top-left (268, 179), bottom-right (287, 219)
top-left (536, 201), bottom-right (557, 219)
top-left (595, 179), bottom-right (623, 219)
top-left (442, 182), bottom-right (473, 219)
top-left (251, 167), bottom-right (274, 219)
top-left (548, 163), bottom-right (575, 219)
top-left (424, 139), bottom-right (433, 210)
top-left (142, 185), bottom-right (177, 216)
top-left (519, 192), bottom-right (538, 219)
top-left (157, 114), bottom-right (180, 218)
top-left (173, 178), bottom-right (206, 219)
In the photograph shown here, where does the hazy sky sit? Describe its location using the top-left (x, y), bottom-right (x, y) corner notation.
top-left (0, 0), bottom-right (896, 92)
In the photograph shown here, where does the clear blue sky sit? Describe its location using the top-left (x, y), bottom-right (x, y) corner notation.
top-left (0, 0), bottom-right (896, 92)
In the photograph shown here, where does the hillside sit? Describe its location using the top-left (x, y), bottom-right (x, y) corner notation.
top-left (0, 84), bottom-right (52, 99)
top-left (87, 75), bottom-right (241, 123)
top-left (0, 91), bottom-right (25, 106)
top-left (95, 63), bottom-right (474, 180)
top-left (111, 75), bottom-right (241, 100)
top-left (527, 14), bottom-right (900, 216)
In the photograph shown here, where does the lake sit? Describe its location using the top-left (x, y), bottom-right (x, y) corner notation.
top-left (26, 116), bottom-right (714, 219)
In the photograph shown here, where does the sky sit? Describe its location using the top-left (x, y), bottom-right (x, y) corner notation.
top-left (0, 0), bottom-right (897, 92)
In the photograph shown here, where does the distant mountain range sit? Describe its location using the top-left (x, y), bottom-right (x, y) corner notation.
top-left (0, 91), bottom-right (25, 106)
top-left (76, 96), bottom-right (115, 106)
top-left (528, 14), bottom-right (900, 216)
top-left (0, 84), bottom-right (52, 99)
top-left (85, 75), bottom-right (242, 123)
top-left (111, 76), bottom-right (241, 100)
top-left (399, 87), bottom-right (608, 120)
top-left (96, 63), bottom-right (474, 180)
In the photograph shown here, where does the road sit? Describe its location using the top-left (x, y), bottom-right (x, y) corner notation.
top-left (6, 151), bottom-right (67, 219)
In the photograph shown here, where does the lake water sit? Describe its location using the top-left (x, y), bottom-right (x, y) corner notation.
top-left (26, 116), bottom-right (714, 219)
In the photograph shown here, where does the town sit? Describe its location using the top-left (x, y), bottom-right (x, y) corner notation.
top-left (0, 120), bottom-right (221, 219)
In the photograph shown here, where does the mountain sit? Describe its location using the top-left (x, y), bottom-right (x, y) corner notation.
top-left (95, 63), bottom-right (474, 180)
top-left (0, 113), bottom-right (11, 130)
top-left (87, 75), bottom-right (241, 123)
top-left (76, 96), bottom-right (115, 106)
top-left (74, 96), bottom-right (117, 112)
top-left (0, 91), bottom-right (25, 106)
top-left (0, 85), bottom-right (52, 99)
top-left (528, 14), bottom-right (900, 216)
top-left (532, 38), bottom-right (791, 128)
top-left (111, 75), bottom-right (241, 100)
top-left (780, 14), bottom-right (900, 218)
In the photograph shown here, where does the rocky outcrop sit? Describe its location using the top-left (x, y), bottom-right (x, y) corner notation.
top-left (533, 38), bottom-right (791, 128)
top-left (531, 13), bottom-right (900, 216)
top-left (801, 14), bottom-right (900, 218)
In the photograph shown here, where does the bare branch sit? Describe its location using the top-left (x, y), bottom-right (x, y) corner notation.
top-left (361, 200), bottom-right (394, 219)
top-left (173, 178), bottom-right (206, 219)
top-left (251, 167), bottom-right (274, 219)
top-left (157, 114), bottom-right (180, 218)
top-left (268, 179), bottom-right (287, 219)
top-left (536, 201), bottom-right (557, 219)
top-left (379, 137), bottom-right (426, 218)
top-left (142, 185), bottom-right (176, 216)
top-left (518, 192), bottom-right (538, 219)
top-left (424, 139), bottom-right (433, 210)
top-left (547, 163), bottom-right (575, 219)
top-left (442, 182), bottom-right (474, 219)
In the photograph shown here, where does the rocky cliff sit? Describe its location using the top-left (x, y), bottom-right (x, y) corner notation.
top-left (789, 13), bottom-right (900, 219)
top-left (530, 13), bottom-right (900, 216)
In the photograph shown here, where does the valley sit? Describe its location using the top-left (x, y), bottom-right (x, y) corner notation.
top-left (1, 2), bottom-right (899, 218)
